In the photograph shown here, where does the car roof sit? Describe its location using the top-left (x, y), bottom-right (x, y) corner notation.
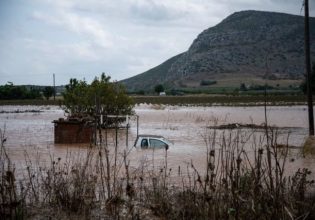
top-left (137, 134), bottom-right (164, 139)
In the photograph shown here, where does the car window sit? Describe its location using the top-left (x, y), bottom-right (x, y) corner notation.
top-left (149, 139), bottom-right (167, 148)
top-left (141, 138), bottom-right (148, 148)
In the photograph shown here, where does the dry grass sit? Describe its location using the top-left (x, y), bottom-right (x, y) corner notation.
top-left (303, 136), bottom-right (315, 156)
top-left (133, 95), bottom-right (306, 106)
top-left (1, 125), bottom-right (315, 219)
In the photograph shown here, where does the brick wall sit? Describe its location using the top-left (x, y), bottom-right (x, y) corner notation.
top-left (54, 120), bottom-right (94, 144)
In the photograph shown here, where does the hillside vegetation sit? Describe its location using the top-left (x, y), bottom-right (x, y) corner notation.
top-left (122, 10), bottom-right (315, 92)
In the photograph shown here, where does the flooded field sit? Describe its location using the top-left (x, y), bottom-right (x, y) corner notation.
top-left (0, 104), bottom-right (314, 178)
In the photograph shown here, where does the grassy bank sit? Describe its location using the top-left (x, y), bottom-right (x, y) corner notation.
top-left (0, 99), bottom-right (61, 106)
top-left (133, 94), bottom-right (307, 106)
top-left (0, 94), bottom-right (307, 106)
top-left (1, 127), bottom-right (315, 219)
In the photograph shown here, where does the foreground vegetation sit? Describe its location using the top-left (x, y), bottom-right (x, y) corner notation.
top-left (1, 126), bottom-right (315, 219)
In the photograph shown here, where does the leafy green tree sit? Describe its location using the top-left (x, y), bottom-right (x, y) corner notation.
top-left (62, 73), bottom-right (134, 118)
top-left (0, 82), bottom-right (41, 100)
top-left (240, 83), bottom-right (247, 91)
top-left (154, 84), bottom-right (164, 94)
top-left (136, 90), bottom-right (145, 95)
top-left (62, 78), bottom-right (90, 116)
top-left (27, 87), bottom-right (41, 99)
top-left (43, 86), bottom-right (54, 100)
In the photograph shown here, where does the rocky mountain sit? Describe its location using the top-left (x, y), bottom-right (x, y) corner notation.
top-left (122, 10), bottom-right (315, 92)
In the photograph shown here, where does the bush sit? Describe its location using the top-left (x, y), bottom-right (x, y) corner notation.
top-left (245, 84), bottom-right (274, 91)
top-left (240, 83), bottom-right (247, 91)
top-left (62, 73), bottom-right (134, 118)
top-left (200, 80), bottom-right (217, 86)
top-left (154, 84), bottom-right (165, 94)
top-left (43, 86), bottom-right (54, 100)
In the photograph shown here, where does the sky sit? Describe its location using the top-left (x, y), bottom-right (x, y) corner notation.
top-left (0, 0), bottom-right (314, 86)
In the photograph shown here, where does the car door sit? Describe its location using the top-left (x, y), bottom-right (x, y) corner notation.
top-left (149, 138), bottom-right (168, 149)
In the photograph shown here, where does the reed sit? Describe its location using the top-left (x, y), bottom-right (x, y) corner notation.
top-left (0, 125), bottom-right (314, 219)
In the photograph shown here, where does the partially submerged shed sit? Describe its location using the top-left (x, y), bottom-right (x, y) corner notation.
top-left (53, 118), bottom-right (94, 144)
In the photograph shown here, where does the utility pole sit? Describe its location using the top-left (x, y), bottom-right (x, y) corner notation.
top-left (53, 73), bottom-right (56, 101)
top-left (305, 0), bottom-right (314, 136)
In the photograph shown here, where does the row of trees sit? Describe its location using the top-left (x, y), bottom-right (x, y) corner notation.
top-left (0, 82), bottom-right (55, 100)
top-left (0, 83), bottom-right (42, 100)
top-left (1, 66), bottom-right (314, 101)
top-left (0, 74), bottom-right (134, 120)
top-left (62, 73), bottom-right (134, 117)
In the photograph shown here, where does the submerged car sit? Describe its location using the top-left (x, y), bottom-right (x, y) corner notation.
top-left (134, 135), bottom-right (171, 150)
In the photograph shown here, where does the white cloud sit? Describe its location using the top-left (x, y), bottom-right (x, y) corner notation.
top-left (24, 39), bottom-right (100, 62)
top-left (0, 0), bottom-right (312, 85)
top-left (32, 10), bottom-right (113, 49)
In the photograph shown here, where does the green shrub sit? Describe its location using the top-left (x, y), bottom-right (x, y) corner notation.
top-left (200, 80), bottom-right (217, 86)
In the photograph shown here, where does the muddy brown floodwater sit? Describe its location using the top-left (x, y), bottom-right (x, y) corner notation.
top-left (0, 104), bottom-right (314, 179)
